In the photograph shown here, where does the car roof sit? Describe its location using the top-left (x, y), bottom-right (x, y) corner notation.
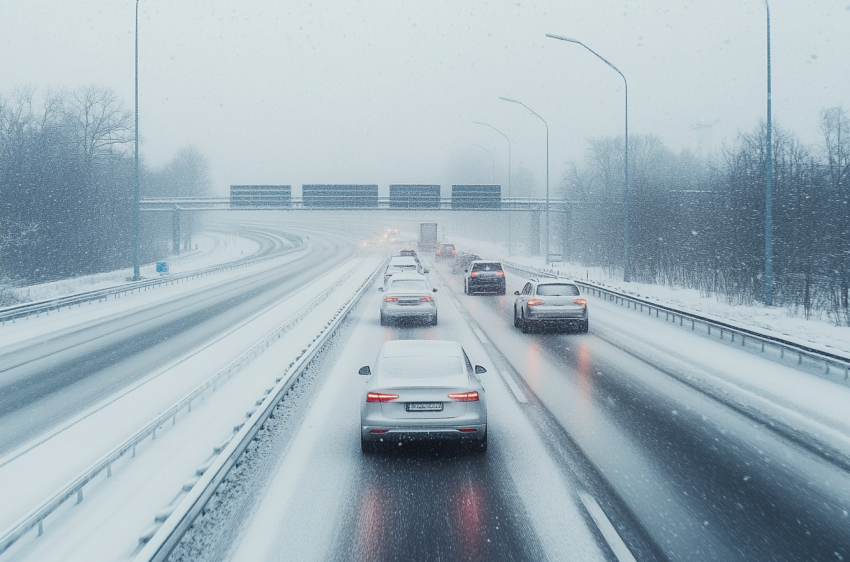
top-left (530, 278), bottom-right (577, 285)
top-left (381, 340), bottom-right (463, 358)
top-left (388, 256), bottom-right (418, 264)
top-left (387, 271), bottom-right (427, 281)
top-left (471, 260), bottom-right (501, 265)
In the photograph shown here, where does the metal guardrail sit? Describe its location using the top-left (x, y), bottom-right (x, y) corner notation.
top-left (132, 259), bottom-right (384, 562)
top-left (0, 257), bottom-right (373, 556)
top-left (501, 260), bottom-right (850, 380)
top-left (0, 233), bottom-right (305, 324)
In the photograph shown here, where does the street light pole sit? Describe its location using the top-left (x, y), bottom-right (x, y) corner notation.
top-left (547, 34), bottom-right (629, 281)
top-left (473, 121), bottom-right (512, 253)
top-left (763, 0), bottom-right (774, 306)
top-left (499, 97), bottom-right (549, 262)
top-left (132, 0), bottom-right (141, 280)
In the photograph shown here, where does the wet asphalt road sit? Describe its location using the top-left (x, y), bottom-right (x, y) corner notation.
top-left (226, 259), bottom-right (850, 562)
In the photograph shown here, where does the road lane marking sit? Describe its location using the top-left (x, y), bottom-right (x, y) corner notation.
top-left (498, 369), bottom-right (529, 403)
top-left (578, 491), bottom-right (637, 562)
top-left (433, 265), bottom-right (529, 404)
top-left (471, 325), bottom-right (487, 343)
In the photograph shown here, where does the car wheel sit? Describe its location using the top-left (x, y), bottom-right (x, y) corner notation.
top-left (464, 280), bottom-right (468, 295)
top-left (521, 311), bottom-right (531, 333)
top-left (513, 306), bottom-right (520, 328)
top-left (466, 427), bottom-right (487, 453)
top-left (498, 287), bottom-right (506, 296)
top-left (580, 319), bottom-right (589, 333)
top-left (431, 314), bottom-right (438, 326)
top-left (361, 436), bottom-right (376, 454)
top-left (380, 312), bottom-right (387, 327)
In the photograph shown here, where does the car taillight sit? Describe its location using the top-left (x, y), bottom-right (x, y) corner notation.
top-left (447, 391), bottom-right (479, 402)
top-left (420, 296), bottom-right (434, 301)
top-left (383, 296), bottom-right (399, 302)
top-left (496, 270), bottom-right (504, 275)
top-left (457, 428), bottom-right (477, 433)
top-left (573, 298), bottom-right (587, 306)
top-left (366, 392), bottom-right (399, 403)
top-left (470, 271), bottom-right (478, 276)
top-left (527, 299), bottom-right (544, 306)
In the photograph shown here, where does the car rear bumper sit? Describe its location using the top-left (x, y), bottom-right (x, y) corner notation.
top-left (381, 302), bottom-right (437, 319)
top-left (361, 424), bottom-right (487, 442)
top-left (527, 314), bottom-right (587, 325)
top-left (468, 280), bottom-right (505, 291)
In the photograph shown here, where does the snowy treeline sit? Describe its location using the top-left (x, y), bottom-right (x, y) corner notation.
top-left (561, 108), bottom-right (850, 325)
top-left (0, 86), bottom-right (210, 288)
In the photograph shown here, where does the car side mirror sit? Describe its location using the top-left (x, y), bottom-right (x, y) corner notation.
top-left (432, 288), bottom-right (437, 292)
top-left (474, 365), bottom-right (487, 374)
top-left (423, 268), bottom-right (430, 274)
top-left (464, 269), bottom-right (468, 273)
top-left (378, 287), bottom-right (384, 292)
top-left (514, 290), bottom-right (520, 295)
top-left (358, 366), bottom-right (371, 376)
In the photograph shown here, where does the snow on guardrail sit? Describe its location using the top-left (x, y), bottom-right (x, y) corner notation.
top-left (0, 231), bottom-right (305, 324)
top-left (132, 259), bottom-right (384, 562)
top-left (501, 260), bottom-right (850, 381)
top-left (0, 254), bottom-right (374, 557)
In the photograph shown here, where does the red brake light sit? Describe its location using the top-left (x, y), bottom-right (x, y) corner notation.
top-left (447, 391), bottom-right (479, 402)
top-left (366, 392), bottom-right (399, 403)
top-left (457, 428), bottom-right (477, 433)
top-left (496, 270), bottom-right (504, 276)
top-left (420, 296), bottom-right (434, 301)
top-left (527, 299), bottom-right (544, 306)
top-left (383, 296), bottom-right (399, 302)
top-left (573, 298), bottom-right (587, 306)
top-left (470, 271), bottom-right (478, 276)
top-left (369, 429), bottom-right (388, 434)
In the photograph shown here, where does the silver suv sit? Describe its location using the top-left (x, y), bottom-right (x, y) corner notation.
top-left (513, 279), bottom-right (588, 333)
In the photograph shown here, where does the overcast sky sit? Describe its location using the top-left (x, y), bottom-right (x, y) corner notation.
top-left (2, 0), bottom-right (848, 195)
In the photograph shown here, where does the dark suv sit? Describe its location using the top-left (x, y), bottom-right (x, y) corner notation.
top-left (452, 253), bottom-right (481, 275)
top-left (435, 243), bottom-right (456, 260)
top-left (464, 261), bottom-right (506, 295)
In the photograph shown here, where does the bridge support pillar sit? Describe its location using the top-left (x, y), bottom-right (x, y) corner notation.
top-left (529, 211), bottom-right (541, 256)
top-left (172, 207), bottom-right (181, 255)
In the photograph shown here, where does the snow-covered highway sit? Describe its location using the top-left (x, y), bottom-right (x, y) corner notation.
top-left (3, 240), bottom-right (850, 562)
top-left (152, 256), bottom-right (850, 562)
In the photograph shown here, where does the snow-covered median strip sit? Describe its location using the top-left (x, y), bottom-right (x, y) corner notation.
top-left (132, 259), bottom-right (384, 562)
top-left (0, 256), bottom-right (379, 559)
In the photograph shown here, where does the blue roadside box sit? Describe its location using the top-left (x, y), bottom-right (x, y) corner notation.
top-left (156, 262), bottom-right (169, 274)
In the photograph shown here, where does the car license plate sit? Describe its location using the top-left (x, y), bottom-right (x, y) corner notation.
top-left (406, 402), bottom-right (443, 412)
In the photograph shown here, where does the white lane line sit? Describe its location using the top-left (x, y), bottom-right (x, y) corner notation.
top-left (471, 325), bottom-right (487, 343)
top-left (578, 492), bottom-right (638, 562)
top-left (471, 323), bottom-right (528, 403)
top-left (498, 369), bottom-right (528, 403)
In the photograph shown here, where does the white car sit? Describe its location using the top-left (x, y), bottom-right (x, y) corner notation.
top-left (383, 256), bottom-right (425, 285)
top-left (379, 272), bottom-right (437, 326)
top-left (359, 340), bottom-right (488, 453)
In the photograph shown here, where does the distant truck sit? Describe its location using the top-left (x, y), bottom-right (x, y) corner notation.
top-left (418, 223), bottom-right (438, 252)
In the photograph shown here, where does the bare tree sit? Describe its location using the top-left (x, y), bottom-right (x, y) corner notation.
top-left (65, 85), bottom-right (133, 163)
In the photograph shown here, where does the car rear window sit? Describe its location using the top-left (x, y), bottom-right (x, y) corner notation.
top-left (536, 284), bottom-right (580, 296)
top-left (389, 279), bottom-right (429, 291)
top-left (472, 262), bottom-right (502, 272)
top-left (381, 357), bottom-right (465, 378)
